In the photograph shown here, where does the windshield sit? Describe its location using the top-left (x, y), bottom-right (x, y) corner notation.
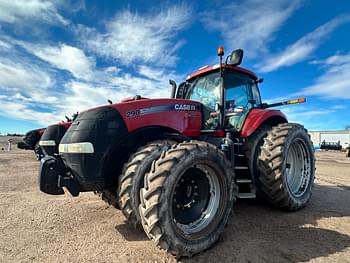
top-left (185, 72), bottom-right (221, 111)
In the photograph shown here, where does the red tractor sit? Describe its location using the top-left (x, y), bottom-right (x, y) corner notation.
top-left (38, 114), bottom-right (78, 158)
top-left (39, 48), bottom-right (315, 257)
top-left (17, 127), bottom-right (46, 160)
top-left (17, 115), bottom-right (76, 161)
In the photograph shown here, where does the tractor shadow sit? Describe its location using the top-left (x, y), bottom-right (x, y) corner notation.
top-left (115, 223), bottom-right (148, 242)
top-left (183, 183), bottom-right (350, 263)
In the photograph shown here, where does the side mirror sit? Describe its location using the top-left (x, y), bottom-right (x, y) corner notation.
top-left (169, 79), bottom-right (177, 98)
top-left (228, 49), bottom-right (243, 66)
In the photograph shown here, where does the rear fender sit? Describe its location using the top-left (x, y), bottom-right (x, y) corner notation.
top-left (240, 109), bottom-right (287, 138)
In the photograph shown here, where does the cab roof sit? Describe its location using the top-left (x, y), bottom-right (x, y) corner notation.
top-left (186, 64), bottom-right (258, 81)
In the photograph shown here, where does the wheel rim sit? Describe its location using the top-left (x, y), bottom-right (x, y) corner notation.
top-left (285, 138), bottom-right (312, 198)
top-left (172, 164), bottom-right (221, 234)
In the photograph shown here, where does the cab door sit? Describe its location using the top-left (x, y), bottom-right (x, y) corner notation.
top-left (224, 72), bottom-right (256, 131)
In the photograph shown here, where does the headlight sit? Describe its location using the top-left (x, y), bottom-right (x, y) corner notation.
top-left (39, 140), bottom-right (56, 146)
top-left (59, 142), bottom-right (94, 154)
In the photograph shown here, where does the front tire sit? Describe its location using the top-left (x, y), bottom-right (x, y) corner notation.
top-left (139, 141), bottom-right (237, 257)
top-left (258, 123), bottom-right (315, 211)
top-left (118, 140), bottom-right (174, 227)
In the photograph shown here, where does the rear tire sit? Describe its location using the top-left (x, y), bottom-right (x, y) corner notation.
top-left (118, 140), bottom-right (174, 227)
top-left (139, 141), bottom-right (237, 257)
top-left (244, 125), bottom-right (271, 194)
top-left (258, 123), bottom-right (315, 211)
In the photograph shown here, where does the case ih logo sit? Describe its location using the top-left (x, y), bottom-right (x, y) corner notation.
top-left (174, 104), bottom-right (196, 111)
top-left (126, 104), bottom-right (198, 118)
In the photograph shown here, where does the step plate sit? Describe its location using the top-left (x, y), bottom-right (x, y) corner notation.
top-left (238, 193), bottom-right (256, 199)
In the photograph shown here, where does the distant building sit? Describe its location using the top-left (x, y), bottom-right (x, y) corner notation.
top-left (309, 130), bottom-right (350, 148)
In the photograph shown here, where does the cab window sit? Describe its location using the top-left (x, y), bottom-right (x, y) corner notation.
top-left (225, 73), bottom-right (253, 112)
top-left (251, 83), bottom-right (262, 106)
top-left (224, 73), bottom-right (253, 130)
top-left (185, 72), bottom-right (221, 130)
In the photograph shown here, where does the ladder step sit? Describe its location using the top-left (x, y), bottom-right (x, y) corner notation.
top-left (235, 166), bottom-right (249, 170)
top-left (236, 179), bottom-right (252, 183)
top-left (238, 193), bottom-right (256, 199)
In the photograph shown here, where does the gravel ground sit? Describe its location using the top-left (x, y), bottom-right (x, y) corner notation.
top-left (0, 137), bottom-right (349, 263)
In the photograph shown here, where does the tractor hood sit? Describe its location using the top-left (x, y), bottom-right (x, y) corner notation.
top-left (109, 98), bottom-right (202, 137)
top-left (17, 128), bottom-right (46, 150)
top-left (58, 98), bottom-right (202, 191)
top-left (75, 98), bottom-right (203, 137)
top-left (39, 121), bottom-right (72, 156)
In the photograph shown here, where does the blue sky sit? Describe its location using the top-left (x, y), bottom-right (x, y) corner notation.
top-left (0, 0), bottom-right (349, 134)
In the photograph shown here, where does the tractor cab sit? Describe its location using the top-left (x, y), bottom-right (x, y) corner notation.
top-left (174, 48), bottom-right (263, 133)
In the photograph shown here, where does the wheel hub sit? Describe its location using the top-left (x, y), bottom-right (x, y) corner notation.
top-left (285, 138), bottom-right (312, 198)
top-left (173, 168), bottom-right (209, 223)
top-left (172, 165), bottom-right (221, 234)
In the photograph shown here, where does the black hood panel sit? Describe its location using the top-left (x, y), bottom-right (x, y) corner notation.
top-left (40, 124), bottom-right (68, 156)
top-left (60, 106), bottom-right (128, 190)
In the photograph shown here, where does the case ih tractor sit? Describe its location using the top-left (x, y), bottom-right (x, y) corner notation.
top-left (38, 113), bottom-right (80, 158)
top-left (17, 127), bottom-right (46, 160)
top-left (39, 48), bottom-right (315, 257)
top-left (39, 121), bottom-right (73, 157)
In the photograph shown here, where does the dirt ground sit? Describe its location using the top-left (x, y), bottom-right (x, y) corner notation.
top-left (0, 136), bottom-right (349, 263)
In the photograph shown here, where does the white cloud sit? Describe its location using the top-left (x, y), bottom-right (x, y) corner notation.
top-left (0, 39), bottom-right (11, 49)
top-left (0, 0), bottom-right (68, 25)
top-left (0, 60), bottom-right (52, 91)
top-left (201, 0), bottom-right (300, 58)
top-left (138, 65), bottom-right (177, 82)
top-left (57, 73), bottom-right (173, 116)
top-left (278, 105), bottom-right (338, 130)
top-left (299, 52), bottom-right (350, 99)
top-left (0, 57), bottom-right (176, 127)
top-left (21, 43), bottom-right (96, 81)
top-left (76, 5), bottom-right (191, 66)
top-left (258, 15), bottom-right (350, 72)
top-left (0, 5), bottom-right (188, 129)
top-left (0, 95), bottom-right (60, 125)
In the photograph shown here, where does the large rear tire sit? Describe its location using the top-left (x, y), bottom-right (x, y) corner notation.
top-left (118, 140), bottom-right (174, 227)
top-left (139, 141), bottom-right (237, 257)
top-left (258, 123), bottom-right (315, 211)
top-left (244, 125), bottom-right (271, 192)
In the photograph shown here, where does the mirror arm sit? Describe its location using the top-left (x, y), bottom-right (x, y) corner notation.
top-left (225, 55), bottom-right (232, 65)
